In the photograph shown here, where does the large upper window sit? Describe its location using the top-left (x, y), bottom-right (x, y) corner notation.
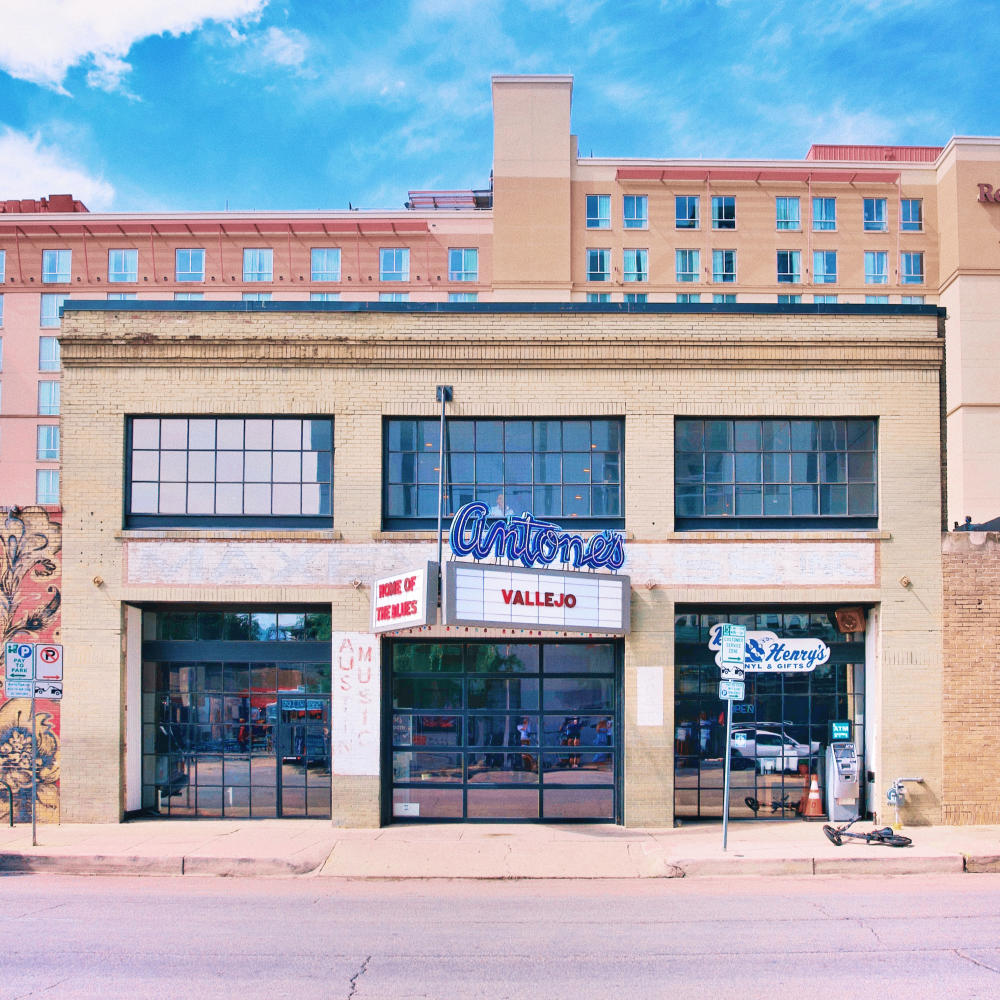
top-left (36, 470), bottom-right (59, 505)
top-left (176, 249), bottom-right (206, 282)
top-left (587, 249), bottom-right (610, 282)
top-left (711, 196), bottom-right (735, 230)
top-left (38, 381), bottom-right (60, 415)
top-left (42, 250), bottom-right (71, 283)
top-left (108, 249), bottom-right (138, 283)
top-left (863, 198), bottom-right (887, 232)
top-left (384, 417), bottom-right (624, 529)
top-left (380, 248), bottom-right (409, 282)
top-left (674, 418), bottom-right (878, 529)
top-left (37, 425), bottom-right (59, 460)
top-left (0, 249), bottom-right (6, 283)
top-left (676, 249), bottom-right (700, 283)
top-left (712, 250), bottom-right (735, 283)
top-left (775, 197), bottom-right (800, 231)
top-left (448, 248), bottom-right (478, 282)
top-left (813, 250), bottom-right (837, 284)
top-left (242, 249), bottom-right (273, 282)
top-left (624, 195), bottom-right (647, 229)
top-left (812, 197), bottom-right (836, 231)
top-left (864, 251), bottom-right (888, 284)
top-left (901, 252), bottom-right (924, 284)
top-left (311, 248), bottom-right (341, 282)
top-left (586, 195), bottom-right (611, 229)
top-left (623, 249), bottom-right (648, 282)
top-left (900, 199), bottom-right (923, 232)
top-left (675, 196), bottom-right (699, 230)
top-left (126, 417), bottom-right (333, 528)
top-left (776, 251), bottom-right (801, 283)
top-left (39, 336), bottom-right (60, 370)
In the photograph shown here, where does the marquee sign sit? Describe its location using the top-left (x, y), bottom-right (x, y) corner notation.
top-left (449, 501), bottom-right (625, 571)
top-left (708, 624), bottom-right (830, 673)
top-left (443, 561), bottom-right (631, 634)
top-left (371, 563), bottom-right (438, 633)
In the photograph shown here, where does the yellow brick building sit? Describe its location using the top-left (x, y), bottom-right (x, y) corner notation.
top-left (58, 301), bottom-right (945, 827)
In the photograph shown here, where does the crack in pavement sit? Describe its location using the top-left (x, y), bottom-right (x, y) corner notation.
top-left (954, 949), bottom-right (1000, 974)
top-left (347, 954), bottom-right (372, 998)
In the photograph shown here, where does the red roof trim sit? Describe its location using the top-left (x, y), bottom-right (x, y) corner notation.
top-left (615, 166), bottom-right (901, 184)
top-left (0, 218), bottom-right (432, 238)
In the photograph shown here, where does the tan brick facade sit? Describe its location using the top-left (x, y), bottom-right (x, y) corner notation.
top-left (59, 304), bottom-right (945, 826)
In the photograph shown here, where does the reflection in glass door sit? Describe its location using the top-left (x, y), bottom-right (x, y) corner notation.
top-left (275, 696), bottom-right (331, 817)
top-left (387, 640), bottom-right (621, 822)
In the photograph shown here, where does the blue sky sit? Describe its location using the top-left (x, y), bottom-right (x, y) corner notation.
top-left (0, 0), bottom-right (995, 213)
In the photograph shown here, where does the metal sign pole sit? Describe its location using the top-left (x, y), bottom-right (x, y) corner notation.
top-left (722, 695), bottom-right (733, 851)
top-left (30, 683), bottom-right (37, 847)
top-left (434, 385), bottom-right (452, 624)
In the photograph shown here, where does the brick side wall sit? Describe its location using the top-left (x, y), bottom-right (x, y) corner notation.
top-left (942, 531), bottom-right (1000, 824)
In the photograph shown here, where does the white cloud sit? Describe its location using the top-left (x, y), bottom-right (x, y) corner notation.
top-left (256, 26), bottom-right (309, 69)
top-left (0, 0), bottom-right (268, 93)
top-left (0, 128), bottom-right (115, 208)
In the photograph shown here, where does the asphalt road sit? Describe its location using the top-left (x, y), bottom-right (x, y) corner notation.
top-left (2, 873), bottom-right (999, 999)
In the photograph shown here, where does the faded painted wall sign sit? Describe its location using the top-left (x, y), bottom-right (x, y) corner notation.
top-left (332, 633), bottom-right (380, 776)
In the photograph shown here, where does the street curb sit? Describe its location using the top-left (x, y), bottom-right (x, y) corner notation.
top-left (0, 853), bottom-right (322, 877)
top-left (964, 854), bottom-right (1000, 873)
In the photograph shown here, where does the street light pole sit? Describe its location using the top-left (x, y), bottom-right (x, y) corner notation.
top-left (435, 386), bottom-right (453, 620)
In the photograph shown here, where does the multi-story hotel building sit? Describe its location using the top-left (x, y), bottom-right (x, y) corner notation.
top-left (1, 76), bottom-right (998, 521)
top-left (1, 75), bottom-right (997, 828)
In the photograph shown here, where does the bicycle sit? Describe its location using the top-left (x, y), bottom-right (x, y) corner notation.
top-left (822, 816), bottom-right (912, 848)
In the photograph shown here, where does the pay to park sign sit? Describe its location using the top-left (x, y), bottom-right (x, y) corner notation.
top-left (3, 641), bottom-right (64, 700)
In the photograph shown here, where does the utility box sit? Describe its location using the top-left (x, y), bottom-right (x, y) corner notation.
top-left (825, 742), bottom-right (860, 822)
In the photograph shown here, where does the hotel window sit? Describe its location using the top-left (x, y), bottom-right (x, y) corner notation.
top-left (712, 249), bottom-right (736, 283)
top-left (712, 196), bottom-right (735, 230)
top-left (311, 248), bottom-right (341, 282)
top-left (42, 250), bottom-right (71, 283)
top-left (174, 292), bottom-right (204, 300)
top-left (813, 251), bottom-right (837, 284)
top-left (126, 417), bottom-right (333, 528)
top-left (379, 292), bottom-right (409, 302)
top-left (865, 295), bottom-right (889, 304)
top-left (901, 252), bottom-right (924, 284)
top-left (37, 425), bottom-right (59, 460)
top-left (900, 199), bottom-right (923, 232)
top-left (676, 249), bottom-right (700, 283)
top-left (587, 249), bottom-right (610, 282)
top-left (675, 196), bottom-right (699, 229)
top-left (108, 293), bottom-right (137, 300)
top-left (242, 248), bottom-right (273, 282)
top-left (108, 249), bottom-right (138, 282)
top-left (624, 195), bottom-right (648, 229)
top-left (0, 249), bottom-right (5, 283)
top-left (383, 416), bottom-right (624, 529)
top-left (677, 293), bottom-right (701, 303)
top-left (36, 470), bottom-right (59, 505)
top-left (812, 197), bottom-right (836, 231)
top-left (0, 293), bottom-right (3, 327)
top-left (863, 198), bottom-right (887, 232)
top-left (777, 294), bottom-right (802, 304)
top-left (39, 337), bottom-right (60, 371)
top-left (38, 293), bottom-right (69, 327)
top-left (310, 292), bottom-right (341, 301)
top-left (448, 248), bottom-right (478, 282)
top-left (674, 417), bottom-right (878, 528)
top-left (776, 251), bottom-right (801, 283)
top-left (901, 295), bottom-right (925, 304)
top-left (586, 293), bottom-right (611, 303)
top-left (624, 292), bottom-right (647, 303)
top-left (864, 251), bottom-right (888, 284)
top-left (175, 249), bottom-right (205, 282)
top-left (448, 292), bottom-right (478, 302)
top-left (776, 197), bottom-right (800, 231)
top-left (624, 249), bottom-right (648, 282)
top-left (242, 292), bottom-right (271, 302)
top-left (713, 293), bottom-right (736, 303)
top-left (38, 381), bottom-right (60, 415)
top-left (814, 295), bottom-right (838, 303)
top-left (586, 194), bottom-right (611, 229)
top-left (380, 248), bottom-right (409, 282)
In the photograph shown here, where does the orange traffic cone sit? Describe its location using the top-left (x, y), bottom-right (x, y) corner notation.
top-left (802, 774), bottom-right (825, 820)
top-left (796, 769), bottom-right (812, 815)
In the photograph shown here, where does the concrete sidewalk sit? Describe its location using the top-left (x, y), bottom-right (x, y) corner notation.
top-left (2, 817), bottom-right (999, 878)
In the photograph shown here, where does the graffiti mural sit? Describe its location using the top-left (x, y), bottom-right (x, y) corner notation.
top-left (0, 506), bottom-right (62, 823)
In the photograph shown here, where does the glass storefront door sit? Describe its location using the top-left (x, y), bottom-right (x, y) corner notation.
top-left (388, 640), bottom-right (621, 822)
top-left (674, 609), bottom-right (866, 821)
top-left (141, 607), bottom-right (332, 819)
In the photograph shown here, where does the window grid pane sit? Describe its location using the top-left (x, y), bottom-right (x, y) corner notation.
top-left (712, 250), bottom-right (735, 283)
top-left (712, 196), bottom-right (735, 230)
top-left (864, 198), bottom-right (887, 232)
top-left (380, 248), bottom-right (410, 282)
top-left (776, 197), bottom-right (800, 230)
top-left (311, 248), bottom-right (341, 282)
top-left (675, 196), bottom-right (699, 229)
top-left (624, 249), bottom-right (648, 282)
top-left (812, 197), bottom-right (836, 231)
top-left (175, 249), bottom-right (206, 282)
top-left (448, 248), bottom-right (478, 282)
top-left (901, 199), bottom-right (923, 232)
top-left (865, 251), bottom-right (888, 284)
top-left (675, 418), bottom-right (877, 520)
top-left (42, 250), bottom-right (71, 283)
top-left (676, 249), bottom-right (700, 282)
top-left (127, 418), bottom-right (333, 520)
top-left (242, 249), bottom-right (273, 282)
top-left (777, 251), bottom-right (800, 283)
top-left (623, 195), bottom-right (647, 229)
top-left (385, 418), bottom-right (623, 524)
top-left (587, 249), bottom-right (610, 282)
top-left (586, 195), bottom-right (611, 229)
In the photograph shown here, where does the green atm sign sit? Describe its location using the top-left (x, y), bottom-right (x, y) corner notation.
top-left (830, 720), bottom-right (852, 742)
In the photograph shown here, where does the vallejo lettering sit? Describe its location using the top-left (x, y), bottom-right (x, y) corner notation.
top-left (449, 501), bottom-right (625, 571)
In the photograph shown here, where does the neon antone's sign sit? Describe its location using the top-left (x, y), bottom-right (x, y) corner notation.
top-left (448, 501), bottom-right (625, 571)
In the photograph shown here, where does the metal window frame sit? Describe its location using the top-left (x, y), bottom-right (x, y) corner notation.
top-left (623, 195), bottom-right (648, 230)
top-left (776, 250), bottom-right (801, 283)
top-left (242, 248), bottom-right (274, 282)
top-left (585, 194), bottom-right (611, 229)
top-left (41, 249), bottom-right (71, 283)
top-left (675, 195), bottom-right (700, 230)
top-left (310, 247), bottom-right (342, 282)
top-left (379, 247), bottom-right (410, 282)
top-left (108, 248), bottom-right (138, 283)
top-left (711, 195), bottom-right (736, 230)
top-left (175, 248), bottom-right (206, 283)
